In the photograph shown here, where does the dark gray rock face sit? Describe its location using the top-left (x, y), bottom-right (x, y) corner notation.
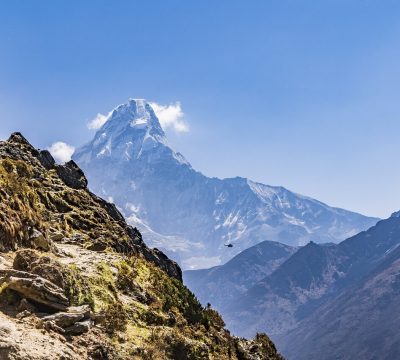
top-left (56, 160), bottom-right (88, 190)
top-left (1, 132), bottom-right (46, 167)
top-left (144, 247), bottom-right (183, 282)
top-left (37, 150), bottom-right (56, 170)
top-left (90, 192), bottom-right (126, 223)
top-left (64, 319), bottom-right (92, 335)
top-left (7, 132), bottom-right (31, 147)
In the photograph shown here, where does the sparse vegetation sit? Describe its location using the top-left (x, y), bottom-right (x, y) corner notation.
top-left (0, 134), bottom-right (284, 360)
top-left (64, 264), bottom-right (95, 308)
top-left (0, 159), bottom-right (46, 250)
top-left (104, 301), bottom-right (129, 335)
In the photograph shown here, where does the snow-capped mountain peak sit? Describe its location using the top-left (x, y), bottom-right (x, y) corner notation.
top-left (76, 99), bottom-right (175, 164)
top-left (74, 98), bottom-right (379, 269)
top-left (104, 98), bottom-right (165, 139)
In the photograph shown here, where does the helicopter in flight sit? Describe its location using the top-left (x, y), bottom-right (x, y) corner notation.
top-left (224, 243), bottom-right (233, 248)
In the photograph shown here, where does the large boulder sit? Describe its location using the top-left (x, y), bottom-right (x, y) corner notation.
top-left (13, 249), bottom-right (41, 272)
top-left (41, 312), bottom-right (85, 328)
top-left (0, 269), bottom-right (69, 311)
top-left (40, 305), bottom-right (93, 335)
top-left (29, 229), bottom-right (51, 251)
top-left (13, 249), bottom-right (65, 288)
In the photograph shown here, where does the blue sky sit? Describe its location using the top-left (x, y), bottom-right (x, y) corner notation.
top-left (1, 0), bottom-right (400, 218)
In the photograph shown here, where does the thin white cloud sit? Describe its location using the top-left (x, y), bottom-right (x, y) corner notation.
top-left (48, 142), bottom-right (75, 163)
top-left (87, 112), bottom-right (110, 130)
top-left (150, 102), bottom-right (189, 133)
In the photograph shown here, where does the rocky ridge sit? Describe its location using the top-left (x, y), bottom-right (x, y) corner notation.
top-left (0, 132), bottom-right (283, 359)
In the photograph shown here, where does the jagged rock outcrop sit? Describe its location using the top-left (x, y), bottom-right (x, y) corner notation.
top-left (56, 160), bottom-right (88, 190)
top-left (0, 132), bottom-right (181, 281)
top-left (40, 306), bottom-right (93, 335)
top-left (0, 269), bottom-right (69, 310)
top-left (37, 149), bottom-right (55, 170)
top-left (0, 132), bottom-right (283, 359)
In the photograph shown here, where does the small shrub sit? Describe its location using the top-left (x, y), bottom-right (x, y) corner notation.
top-left (104, 301), bottom-right (128, 335)
top-left (15, 160), bottom-right (32, 179)
top-left (139, 308), bottom-right (166, 326)
top-left (116, 259), bottom-right (137, 293)
top-left (148, 268), bottom-right (204, 325)
top-left (166, 328), bottom-right (209, 360)
top-left (203, 305), bottom-right (225, 330)
top-left (2, 159), bottom-right (14, 174)
top-left (64, 264), bottom-right (94, 308)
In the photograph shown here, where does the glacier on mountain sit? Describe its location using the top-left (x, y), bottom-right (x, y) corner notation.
top-left (73, 99), bottom-right (379, 269)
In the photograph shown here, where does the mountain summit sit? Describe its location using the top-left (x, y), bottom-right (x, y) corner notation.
top-left (74, 99), bottom-right (379, 269)
top-left (76, 99), bottom-right (186, 164)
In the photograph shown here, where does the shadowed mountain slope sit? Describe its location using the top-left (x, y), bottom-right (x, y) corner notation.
top-left (219, 213), bottom-right (400, 359)
top-left (184, 240), bottom-right (297, 308)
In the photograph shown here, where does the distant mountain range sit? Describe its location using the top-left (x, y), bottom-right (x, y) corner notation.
top-left (71, 98), bottom-right (398, 359)
top-left (184, 240), bottom-right (297, 309)
top-left (73, 99), bottom-right (378, 270)
top-left (280, 212), bottom-right (400, 360)
top-left (187, 211), bottom-right (400, 359)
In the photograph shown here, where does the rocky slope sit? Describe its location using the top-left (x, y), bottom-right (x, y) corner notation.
top-left (221, 213), bottom-right (400, 359)
top-left (183, 241), bottom-right (297, 309)
top-left (73, 99), bottom-right (378, 269)
top-left (282, 242), bottom-right (400, 360)
top-left (0, 132), bottom-right (283, 360)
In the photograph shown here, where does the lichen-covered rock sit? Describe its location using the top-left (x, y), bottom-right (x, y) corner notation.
top-left (41, 312), bottom-right (85, 328)
top-left (31, 263), bottom-right (65, 289)
top-left (0, 269), bottom-right (69, 310)
top-left (13, 250), bottom-right (65, 288)
top-left (13, 249), bottom-right (41, 272)
top-left (29, 228), bottom-right (51, 251)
